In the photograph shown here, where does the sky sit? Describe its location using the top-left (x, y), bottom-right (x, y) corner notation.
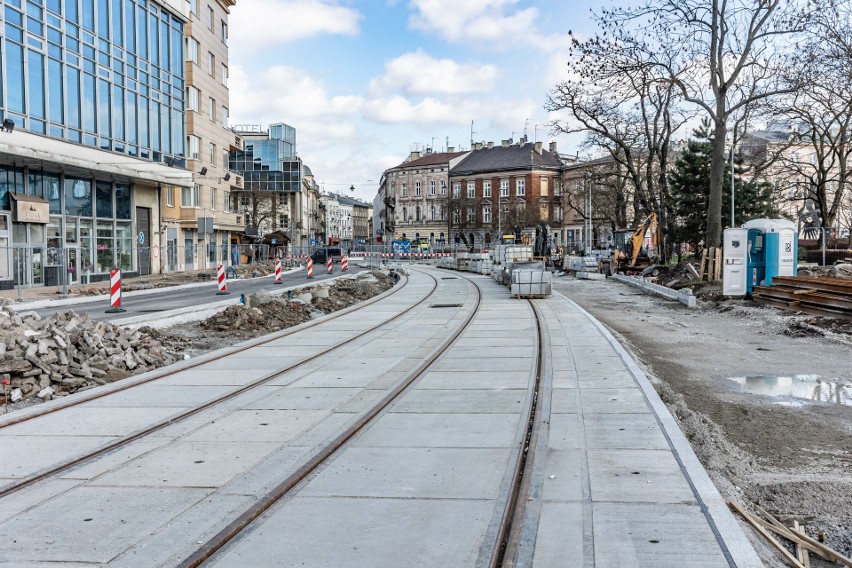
top-left (227, 0), bottom-right (600, 204)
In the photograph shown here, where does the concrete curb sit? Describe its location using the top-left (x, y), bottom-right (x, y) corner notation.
top-left (8, 268), bottom-right (304, 312)
top-left (611, 273), bottom-right (697, 308)
top-left (554, 290), bottom-right (763, 568)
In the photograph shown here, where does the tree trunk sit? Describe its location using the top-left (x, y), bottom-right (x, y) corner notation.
top-left (707, 119), bottom-right (727, 248)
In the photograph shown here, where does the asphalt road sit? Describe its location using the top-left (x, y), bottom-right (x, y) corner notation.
top-left (26, 267), bottom-right (366, 323)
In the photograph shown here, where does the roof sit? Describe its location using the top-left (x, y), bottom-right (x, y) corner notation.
top-left (393, 151), bottom-right (467, 169)
top-left (337, 195), bottom-right (372, 208)
top-left (451, 143), bottom-right (562, 176)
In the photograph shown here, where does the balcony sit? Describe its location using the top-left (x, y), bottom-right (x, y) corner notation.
top-left (229, 132), bottom-right (243, 152)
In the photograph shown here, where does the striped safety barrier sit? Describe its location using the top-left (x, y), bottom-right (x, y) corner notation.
top-left (327, 257), bottom-right (333, 274)
top-left (216, 264), bottom-right (229, 295)
top-left (306, 258), bottom-right (314, 278)
top-left (105, 269), bottom-right (126, 313)
top-left (274, 259), bottom-right (282, 284)
top-left (342, 256), bottom-right (348, 271)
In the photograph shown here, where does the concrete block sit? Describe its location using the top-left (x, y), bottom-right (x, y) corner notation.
top-left (611, 274), bottom-right (697, 308)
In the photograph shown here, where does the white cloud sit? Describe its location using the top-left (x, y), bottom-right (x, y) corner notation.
top-left (229, 0), bottom-right (361, 52)
top-left (408, 0), bottom-right (538, 46)
top-left (369, 50), bottom-right (499, 96)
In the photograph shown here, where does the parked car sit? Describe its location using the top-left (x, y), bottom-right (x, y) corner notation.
top-left (310, 247), bottom-right (342, 264)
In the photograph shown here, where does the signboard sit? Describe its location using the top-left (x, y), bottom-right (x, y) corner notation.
top-left (197, 217), bottom-right (214, 235)
top-left (138, 232), bottom-right (145, 245)
top-left (11, 194), bottom-right (49, 224)
top-left (392, 240), bottom-right (411, 255)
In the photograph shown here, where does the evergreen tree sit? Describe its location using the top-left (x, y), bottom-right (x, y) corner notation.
top-left (669, 118), bottom-right (780, 256)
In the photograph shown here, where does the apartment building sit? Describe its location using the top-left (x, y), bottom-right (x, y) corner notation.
top-left (0, 0), bottom-right (194, 286)
top-left (161, 0), bottom-right (243, 273)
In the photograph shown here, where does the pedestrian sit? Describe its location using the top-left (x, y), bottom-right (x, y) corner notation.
top-left (246, 246), bottom-right (253, 264)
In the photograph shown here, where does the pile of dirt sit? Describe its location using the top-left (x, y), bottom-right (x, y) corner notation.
top-left (798, 263), bottom-right (852, 279)
top-left (201, 302), bottom-right (313, 336)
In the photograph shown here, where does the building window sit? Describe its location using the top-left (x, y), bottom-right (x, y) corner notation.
top-left (453, 183), bottom-right (461, 198)
top-left (223, 191), bottom-right (230, 212)
top-left (211, 188), bottom-right (217, 210)
top-left (207, 5), bottom-right (214, 30)
top-left (208, 97), bottom-right (216, 121)
top-left (431, 205), bottom-right (436, 220)
top-left (440, 180), bottom-right (446, 195)
top-left (187, 87), bottom-right (200, 112)
top-left (222, 106), bottom-right (229, 127)
top-left (277, 193), bottom-right (285, 206)
top-left (220, 20), bottom-right (228, 43)
top-left (467, 209), bottom-right (475, 223)
top-left (402, 206), bottom-right (407, 222)
top-left (208, 52), bottom-right (215, 76)
top-left (221, 64), bottom-right (228, 86)
top-left (500, 179), bottom-right (509, 197)
top-left (441, 206), bottom-right (446, 220)
top-left (187, 135), bottom-right (200, 160)
top-left (209, 142), bottom-right (216, 165)
top-left (453, 209), bottom-right (460, 223)
top-left (166, 185), bottom-right (174, 207)
top-left (401, 183), bottom-right (408, 197)
top-left (278, 214), bottom-right (285, 228)
top-left (483, 206), bottom-right (491, 224)
top-left (186, 37), bottom-right (199, 63)
top-left (182, 184), bottom-right (201, 207)
top-left (189, 0), bottom-right (197, 14)
top-left (415, 181), bottom-right (421, 196)
top-left (416, 206), bottom-right (421, 221)
top-left (429, 180), bottom-right (436, 195)
top-left (516, 179), bottom-right (525, 196)
top-left (483, 181), bottom-right (491, 198)
top-left (467, 181), bottom-right (475, 199)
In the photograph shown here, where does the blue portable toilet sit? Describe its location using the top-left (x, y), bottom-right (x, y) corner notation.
top-left (723, 219), bottom-right (798, 296)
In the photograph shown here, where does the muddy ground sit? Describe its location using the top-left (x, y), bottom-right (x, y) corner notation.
top-left (553, 276), bottom-right (851, 567)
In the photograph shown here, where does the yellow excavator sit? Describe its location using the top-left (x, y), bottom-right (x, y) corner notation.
top-left (613, 212), bottom-right (661, 274)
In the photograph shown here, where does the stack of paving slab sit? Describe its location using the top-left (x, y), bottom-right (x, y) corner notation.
top-left (511, 267), bottom-right (552, 297)
top-left (456, 251), bottom-right (469, 272)
top-left (466, 252), bottom-right (490, 275)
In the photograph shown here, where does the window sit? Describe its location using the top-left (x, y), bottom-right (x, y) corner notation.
top-left (208, 97), bottom-right (215, 121)
top-left (429, 180), bottom-right (436, 196)
top-left (401, 183), bottom-right (407, 197)
top-left (223, 191), bottom-right (230, 212)
top-left (278, 214), bottom-right (285, 228)
top-left (431, 205), bottom-right (436, 220)
top-left (207, 5), bottom-right (214, 30)
top-left (415, 181), bottom-right (421, 196)
top-left (221, 63), bottom-right (228, 86)
top-left (211, 188), bottom-right (217, 210)
top-left (467, 209), bottom-right (475, 223)
top-left (516, 179), bottom-right (525, 196)
top-left (467, 181), bottom-right (475, 199)
top-left (189, 0), bottom-right (197, 14)
top-left (540, 176), bottom-right (549, 196)
top-left (220, 20), bottom-right (227, 43)
top-left (186, 37), bottom-right (199, 63)
top-left (453, 183), bottom-right (461, 198)
top-left (208, 52), bottom-right (215, 76)
top-left (209, 142), bottom-right (216, 165)
top-left (483, 206), bottom-right (491, 223)
top-left (453, 209), bottom-right (460, 223)
top-left (187, 135), bottom-right (200, 159)
top-left (415, 206), bottom-right (421, 221)
top-left (182, 184), bottom-right (201, 207)
top-left (402, 207), bottom-right (407, 222)
top-left (440, 180), bottom-right (446, 195)
top-left (166, 185), bottom-right (174, 206)
top-left (500, 179), bottom-right (509, 197)
top-left (187, 86), bottom-right (200, 112)
top-left (222, 105), bottom-right (229, 127)
top-left (483, 181), bottom-right (491, 198)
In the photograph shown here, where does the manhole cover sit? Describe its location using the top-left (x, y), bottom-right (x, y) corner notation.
top-left (430, 303), bottom-right (463, 308)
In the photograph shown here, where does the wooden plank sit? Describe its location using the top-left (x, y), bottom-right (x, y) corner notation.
top-left (727, 501), bottom-right (805, 568)
top-left (713, 248), bottom-right (722, 281)
top-left (757, 506), bottom-right (852, 567)
top-left (699, 250), bottom-right (708, 280)
top-left (793, 521), bottom-right (810, 568)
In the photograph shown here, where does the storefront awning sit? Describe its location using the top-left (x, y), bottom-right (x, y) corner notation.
top-left (0, 130), bottom-right (193, 187)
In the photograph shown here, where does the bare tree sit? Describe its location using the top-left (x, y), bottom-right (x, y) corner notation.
top-left (583, 0), bottom-right (812, 248)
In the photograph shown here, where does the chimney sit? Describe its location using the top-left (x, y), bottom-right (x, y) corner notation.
top-left (535, 141), bottom-right (543, 155)
top-left (408, 151), bottom-right (421, 161)
top-left (448, 146), bottom-right (455, 153)
top-left (549, 141), bottom-right (557, 154)
top-left (487, 142), bottom-right (494, 149)
top-left (474, 142), bottom-right (483, 150)
top-left (502, 139), bottom-right (510, 148)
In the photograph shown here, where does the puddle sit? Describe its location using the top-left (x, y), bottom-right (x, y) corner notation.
top-left (728, 375), bottom-right (851, 406)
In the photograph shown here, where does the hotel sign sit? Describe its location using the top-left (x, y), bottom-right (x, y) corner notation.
top-left (11, 194), bottom-right (49, 224)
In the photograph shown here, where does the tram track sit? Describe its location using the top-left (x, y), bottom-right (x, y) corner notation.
top-left (0, 270), bottom-right (449, 500)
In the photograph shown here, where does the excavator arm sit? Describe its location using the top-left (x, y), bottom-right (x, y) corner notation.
top-left (628, 212), bottom-right (660, 267)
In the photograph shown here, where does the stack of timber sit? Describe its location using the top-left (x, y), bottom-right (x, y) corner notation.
top-left (753, 275), bottom-right (852, 320)
top-left (699, 247), bottom-right (723, 281)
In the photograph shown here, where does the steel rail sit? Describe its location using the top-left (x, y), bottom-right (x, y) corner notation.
top-left (176, 269), bottom-right (484, 568)
top-left (0, 271), bottom-right (407, 429)
top-left (0, 271), bottom-right (445, 500)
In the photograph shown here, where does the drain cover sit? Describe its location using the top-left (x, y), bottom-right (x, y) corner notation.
top-left (441, 277), bottom-right (458, 280)
top-left (430, 303), bottom-right (463, 308)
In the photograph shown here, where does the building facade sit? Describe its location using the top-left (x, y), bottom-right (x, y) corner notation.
top-left (161, 0), bottom-right (243, 273)
top-left (338, 195), bottom-right (372, 246)
top-left (0, 0), bottom-right (193, 287)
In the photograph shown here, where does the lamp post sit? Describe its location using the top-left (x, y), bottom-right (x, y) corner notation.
top-left (584, 172), bottom-right (592, 255)
top-left (730, 139), bottom-right (736, 228)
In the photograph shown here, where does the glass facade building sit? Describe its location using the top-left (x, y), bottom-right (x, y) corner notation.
top-left (0, 0), bottom-right (189, 287)
top-left (230, 123), bottom-right (301, 193)
top-left (1, 0), bottom-right (186, 161)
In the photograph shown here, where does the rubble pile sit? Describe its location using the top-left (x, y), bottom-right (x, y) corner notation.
top-left (0, 305), bottom-right (177, 403)
top-left (200, 301), bottom-right (313, 336)
top-left (798, 263), bottom-right (852, 279)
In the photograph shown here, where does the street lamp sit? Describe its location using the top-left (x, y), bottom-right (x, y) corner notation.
top-left (584, 172), bottom-right (593, 255)
top-left (730, 137), bottom-right (736, 227)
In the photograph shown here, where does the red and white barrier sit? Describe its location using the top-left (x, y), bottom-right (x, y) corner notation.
top-left (216, 264), bottom-right (229, 295)
top-left (327, 257), bottom-right (333, 274)
top-left (274, 259), bottom-right (282, 284)
top-left (342, 256), bottom-right (348, 271)
top-left (306, 258), bottom-right (314, 278)
top-left (105, 269), bottom-right (126, 313)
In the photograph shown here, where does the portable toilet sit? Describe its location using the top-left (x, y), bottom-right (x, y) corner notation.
top-left (723, 219), bottom-right (797, 296)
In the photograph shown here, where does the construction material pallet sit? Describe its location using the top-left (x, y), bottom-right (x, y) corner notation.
top-left (753, 275), bottom-right (852, 320)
